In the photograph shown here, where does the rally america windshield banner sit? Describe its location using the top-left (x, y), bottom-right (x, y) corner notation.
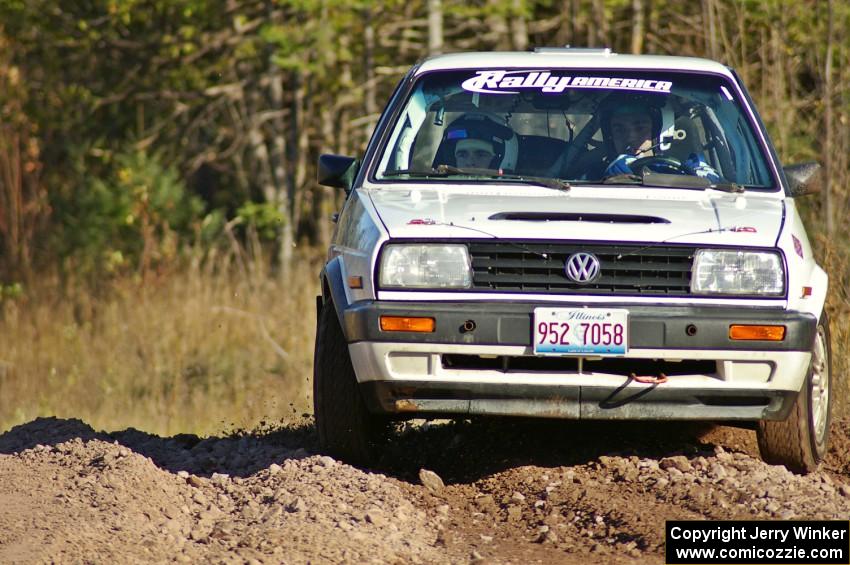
top-left (461, 70), bottom-right (673, 95)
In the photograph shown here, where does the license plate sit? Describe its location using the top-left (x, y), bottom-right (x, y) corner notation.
top-left (533, 308), bottom-right (629, 355)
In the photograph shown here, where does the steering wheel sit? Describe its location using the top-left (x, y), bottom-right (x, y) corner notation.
top-left (629, 156), bottom-right (688, 175)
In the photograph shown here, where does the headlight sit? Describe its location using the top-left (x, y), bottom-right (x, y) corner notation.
top-left (379, 244), bottom-right (472, 288)
top-left (691, 249), bottom-right (785, 295)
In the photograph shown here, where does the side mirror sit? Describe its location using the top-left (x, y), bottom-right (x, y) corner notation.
top-left (783, 161), bottom-right (821, 197)
top-left (318, 154), bottom-right (360, 191)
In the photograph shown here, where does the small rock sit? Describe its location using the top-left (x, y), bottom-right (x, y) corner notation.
top-left (164, 519), bottom-right (182, 534)
top-left (318, 456), bottom-right (336, 467)
top-left (268, 463), bottom-right (282, 475)
top-left (436, 504), bottom-right (450, 517)
top-left (261, 506), bottom-right (283, 523)
top-left (506, 505), bottom-right (522, 521)
top-left (666, 467), bottom-right (684, 478)
top-left (337, 519), bottom-right (353, 531)
top-left (187, 475), bottom-right (204, 488)
top-left (479, 534), bottom-right (493, 543)
top-left (510, 491), bottom-right (526, 503)
top-left (419, 468), bottom-right (445, 492)
top-left (286, 497), bottom-right (307, 513)
top-left (839, 484), bottom-right (850, 498)
top-left (638, 459), bottom-right (660, 471)
top-left (475, 494), bottom-right (497, 513)
top-left (709, 463), bottom-right (727, 479)
top-left (177, 471), bottom-right (189, 479)
top-left (470, 550), bottom-right (484, 562)
top-left (660, 456), bottom-right (693, 473)
top-left (365, 508), bottom-right (387, 527)
top-left (189, 526), bottom-right (208, 541)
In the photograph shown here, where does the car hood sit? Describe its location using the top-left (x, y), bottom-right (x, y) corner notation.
top-left (367, 185), bottom-right (783, 247)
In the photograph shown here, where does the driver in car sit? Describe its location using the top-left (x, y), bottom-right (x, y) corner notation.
top-left (603, 101), bottom-right (721, 182)
top-left (455, 137), bottom-right (496, 169)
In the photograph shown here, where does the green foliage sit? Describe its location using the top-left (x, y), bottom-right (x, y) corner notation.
top-left (54, 149), bottom-right (203, 275)
top-left (0, 282), bottom-right (23, 301)
top-left (236, 201), bottom-right (286, 242)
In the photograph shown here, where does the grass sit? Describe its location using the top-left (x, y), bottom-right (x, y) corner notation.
top-left (0, 248), bottom-right (321, 436)
top-left (1, 231), bottom-right (848, 437)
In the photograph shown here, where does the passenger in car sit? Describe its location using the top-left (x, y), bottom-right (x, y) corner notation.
top-left (437, 112), bottom-right (518, 171)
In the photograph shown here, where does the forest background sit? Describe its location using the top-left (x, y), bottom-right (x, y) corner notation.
top-left (0, 0), bottom-right (848, 435)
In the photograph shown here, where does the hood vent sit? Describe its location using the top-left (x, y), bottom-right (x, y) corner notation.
top-left (488, 212), bottom-right (671, 224)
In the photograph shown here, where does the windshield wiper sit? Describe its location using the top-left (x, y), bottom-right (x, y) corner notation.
top-left (433, 164), bottom-right (571, 192)
top-left (601, 173), bottom-right (643, 185)
top-left (604, 169), bottom-right (745, 192)
top-left (382, 168), bottom-right (447, 178)
top-left (382, 165), bottom-right (571, 192)
top-left (707, 182), bottom-right (745, 193)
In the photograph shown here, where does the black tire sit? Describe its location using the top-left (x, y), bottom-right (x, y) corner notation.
top-left (313, 299), bottom-right (386, 466)
top-left (757, 311), bottom-right (832, 474)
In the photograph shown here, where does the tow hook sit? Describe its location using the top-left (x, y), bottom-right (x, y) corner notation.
top-left (631, 372), bottom-right (668, 385)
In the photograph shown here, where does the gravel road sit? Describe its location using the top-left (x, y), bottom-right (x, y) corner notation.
top-left (1, 416), bottom-right (849, 564)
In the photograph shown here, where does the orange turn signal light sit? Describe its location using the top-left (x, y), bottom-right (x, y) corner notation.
top-left (729, 325), bottom-right (786, 341)
top-left (380, 316), bottom-right (435, 333)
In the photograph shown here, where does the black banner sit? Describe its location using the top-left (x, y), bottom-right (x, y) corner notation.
top-left (666, 520), bottom-right (849, 564)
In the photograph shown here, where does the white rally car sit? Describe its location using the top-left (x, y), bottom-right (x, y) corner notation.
top-left (313, 49), bottom-right (831, 473)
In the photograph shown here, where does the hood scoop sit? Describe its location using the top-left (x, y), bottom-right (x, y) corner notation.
top-left (488, 211), bottom-right (671, 224)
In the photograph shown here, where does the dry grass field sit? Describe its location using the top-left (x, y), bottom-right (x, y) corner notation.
top-left (0, 249), bottom-right (320, 436)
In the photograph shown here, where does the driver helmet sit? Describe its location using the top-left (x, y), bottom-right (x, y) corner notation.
top-left (599, 94), bottom-right (666, 159)
top-left (442, 112), bottom-right (518, 170)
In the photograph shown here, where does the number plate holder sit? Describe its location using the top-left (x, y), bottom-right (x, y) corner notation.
top-left (533, 308), bottom-right (629, 356)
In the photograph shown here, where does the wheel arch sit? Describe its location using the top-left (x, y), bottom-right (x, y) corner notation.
top-left (319, 257), bottom-right (351, 340)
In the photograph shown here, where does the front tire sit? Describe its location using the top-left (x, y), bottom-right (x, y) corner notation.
top-left (757, 311), bottom-right (832, 474)
top-left (313, 299), bottom-right (386, 466)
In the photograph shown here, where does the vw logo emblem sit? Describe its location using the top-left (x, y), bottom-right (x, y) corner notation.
top-left (565, 253), bottom-right (600, 283)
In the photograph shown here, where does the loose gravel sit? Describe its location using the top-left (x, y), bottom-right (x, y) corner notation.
top-left (1, 416), bottom-right (848, 564)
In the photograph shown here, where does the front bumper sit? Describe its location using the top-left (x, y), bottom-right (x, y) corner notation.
top-left (343, 300), bottom-right (815, 421)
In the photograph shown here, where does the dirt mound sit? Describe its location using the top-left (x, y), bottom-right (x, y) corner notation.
top-left (1, 417), bottom-right (849, 564)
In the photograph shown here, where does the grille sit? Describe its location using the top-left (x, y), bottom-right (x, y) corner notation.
top-left (468, 242), bottom-right (695, 296)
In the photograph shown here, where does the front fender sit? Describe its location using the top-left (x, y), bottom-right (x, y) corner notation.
top-left (320, 257), bottom-right (351, 339)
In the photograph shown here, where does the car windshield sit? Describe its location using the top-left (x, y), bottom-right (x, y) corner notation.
top-left (374, 68), bottom-right (775, 189)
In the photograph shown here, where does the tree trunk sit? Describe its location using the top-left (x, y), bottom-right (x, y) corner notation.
top-left (702, 0), bottom-right (718, 59)
top-left (824, 0), bottom-right (835, 234)
top-left (592, 0), bottom-right (609, 47)
top-left (486, 0), bottom-right (511, 50)
top-left (630, 0), bottom-right (645, 54)
top-left (510, 0), bottom-right (528, 51)
top-left (363, 8), bottom-right (378, 141)
top-left (428, 0), bottom-right (443, 55)
top-left (554, 0), bottom-right (575, 47)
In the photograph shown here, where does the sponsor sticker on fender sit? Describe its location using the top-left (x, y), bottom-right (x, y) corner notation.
top-left (461, 70), bottom-right (674, 95)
